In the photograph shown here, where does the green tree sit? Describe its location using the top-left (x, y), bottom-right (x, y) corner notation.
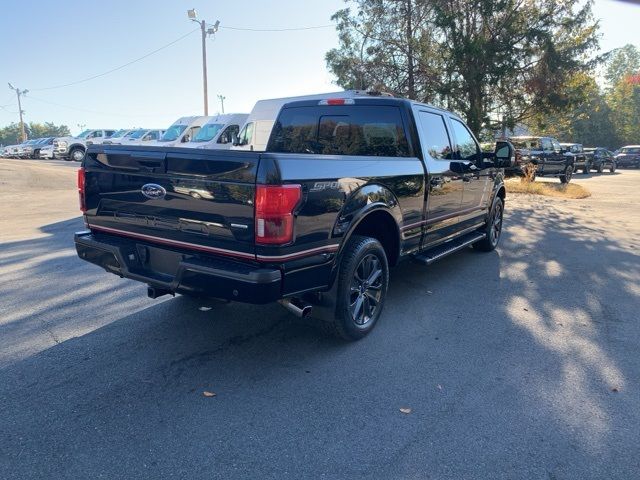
top-left (0, 122), bottom-right (70, 146)
top-left (608, 75), bottom-right (640, 147)
top-left (529, 72), bottom-right (617, 147)
top-left (605, 44), bottom-right (640, 88)
top-left (326, 0), bottom-right (600, 134)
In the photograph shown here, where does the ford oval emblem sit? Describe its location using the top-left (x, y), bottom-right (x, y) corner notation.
top-left (141, 183), bottom-right (166, 200)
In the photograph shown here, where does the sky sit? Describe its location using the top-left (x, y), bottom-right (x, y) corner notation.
top-left (0, 0), bottom-right (638, 136)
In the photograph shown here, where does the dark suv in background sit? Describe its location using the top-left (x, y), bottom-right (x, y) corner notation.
top-left (507, 136), bottom-right (574, 183)
top-left (615, 146), bottom-right (640, 168)
top-left (584, 148), bottom-right (616, 173)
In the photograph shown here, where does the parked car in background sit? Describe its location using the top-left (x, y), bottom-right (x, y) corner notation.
top-left (102, 129), bottom-right (136, 145)
top-left (17, 139), bottom-right (39, 158)
top-left (120, 128), bottom-right (165, 145)
top-left (178, 113), bottom-right (247, 149)
top-left (54, 129), bottom-right (116, 161)
top-left (560, 143), bottom-right (588, 173)
top-left (584, 147), bottom-right (616, 173)
top-left (507, 136), bottom-right (575, 183)
top-left (614, 145), bottom-right (640, 168)
top-left (4, 144), bottom-right (20, 158)
top-left (151, 116), bottom-right (210, 147)
top-left (39, 142), bottom-right (55, 159)
top-left (30, 137), bottom-right (54, 159)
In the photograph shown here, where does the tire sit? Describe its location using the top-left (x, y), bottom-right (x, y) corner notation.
top-left (583, 163), bottom-right (590, 174)
top-left (69, 147), bottom-right (85, 162)
top-left (322, 235), bottom-right (389, 341)
top-left (560, 166), bottom-right (573, 184)
top-left (597, 163), bottom-right (604, 173)
top-left (610, 163), bottom-right (616, 173)
top-left (473, 196), bottom-right (504, 252)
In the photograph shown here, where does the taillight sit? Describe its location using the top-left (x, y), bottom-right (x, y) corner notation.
top-left (255, 184), bottom-right (301, 245)
top-left (77, 167), bottom-right (86, 213)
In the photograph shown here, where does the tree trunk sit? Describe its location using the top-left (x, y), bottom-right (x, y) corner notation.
top-left (405, 0), bottom-right (416, 99)
top-left (466, 81), bottom-right (483, 134)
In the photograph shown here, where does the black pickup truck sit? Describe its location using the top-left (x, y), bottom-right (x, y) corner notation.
top-left (75, 95), bottom-right (513, 340)
top-left (507, 136), bottom-right (574, 182)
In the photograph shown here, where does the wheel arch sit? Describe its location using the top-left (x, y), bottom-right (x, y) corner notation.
top-left (333, 182), bottom-right (403, 269)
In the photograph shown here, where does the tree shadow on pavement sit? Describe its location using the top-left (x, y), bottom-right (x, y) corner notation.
top-left (1, 200), bottom-right (639, 479)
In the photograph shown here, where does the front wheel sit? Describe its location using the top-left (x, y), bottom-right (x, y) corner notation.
top-left (597, 163), bottom-right (604, 173)
top-left (69, 147), bottom-right (85, 162)
top-left (473, 197), bottom-right (504, 252)
top-left (610, 163), bottom-right (616, 173)
top-left (560, 166), bottom-right (573, 184)
top-left (324, 235), bottom-right (389, 341)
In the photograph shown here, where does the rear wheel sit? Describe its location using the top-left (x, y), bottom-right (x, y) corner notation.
top-left (473, 197), bottom-right (504, 252)
top-left (560, 166), bottom-right (573, 184)
top-left (322, 235), bottom-right (389, 341)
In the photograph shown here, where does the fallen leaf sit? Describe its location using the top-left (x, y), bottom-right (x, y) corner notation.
top-left (523, 308), bottom-right (529, 312)
top-left (611, 387), bottom-right (619, 393)
top-left (399, 407), bottom-right (412, 414)
top-left (437, 384), bottom-right (443, 390)
top-left (203, 391), bottom-right (217, 397)
top-left (199, 306), bottom-right (212, 312)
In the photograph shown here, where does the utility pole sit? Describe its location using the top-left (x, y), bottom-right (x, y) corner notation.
top-left (187, 9), bottom-right (220, 116)
top-left (8, 83), bottom-right (28, 142)
top-left (217, 94), bottom-right (226, 114)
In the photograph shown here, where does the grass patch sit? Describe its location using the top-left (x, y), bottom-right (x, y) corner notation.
top-left (506, 179), bottom-right (591, 199)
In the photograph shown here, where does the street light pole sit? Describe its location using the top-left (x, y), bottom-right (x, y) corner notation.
top-left (187, 9), bottom-right (219, 116)
top-left (217, 94), bottom-right (225, 114)
top-left (199, 20), bottom-right (208, 115)
top-left (8, 83), bottom-right (28, 142)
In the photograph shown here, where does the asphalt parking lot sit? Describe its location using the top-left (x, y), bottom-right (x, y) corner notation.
top-left (1, 158), bottom-right (639, 479)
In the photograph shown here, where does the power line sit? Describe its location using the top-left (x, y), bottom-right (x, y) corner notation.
top-left (24, 94), bottom-right (169, 118)
top-left (220, 24), bottom-right (333, 32)
top-left (30, 28), bottom-right (199, 92)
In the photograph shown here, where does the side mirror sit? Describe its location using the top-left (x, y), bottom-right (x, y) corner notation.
top-left (494, 141), bottom-right (514, 168)
top-left (232, 133), bottom-right (240, 146)
top-left (182, 134), bottom-right (191, 143)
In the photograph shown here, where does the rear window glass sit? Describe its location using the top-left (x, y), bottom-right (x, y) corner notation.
top-left (267, 105), bottom-right (410, 157)
top-left (511, 139), bottom-right (539, 149)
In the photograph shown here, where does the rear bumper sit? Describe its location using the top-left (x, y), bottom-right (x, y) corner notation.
top-left (74, 231), bottom-right (282, 304)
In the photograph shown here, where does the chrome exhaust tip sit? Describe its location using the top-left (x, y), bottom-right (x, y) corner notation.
top-left (278, 298), bottom-right (313, 318)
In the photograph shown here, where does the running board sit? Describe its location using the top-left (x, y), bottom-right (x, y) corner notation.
top-left (413, 232), bottom-right (486, 265)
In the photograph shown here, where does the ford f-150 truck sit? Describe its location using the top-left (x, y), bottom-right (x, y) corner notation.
top-left (506, 136), bottom-right (574, 182)
top-left (74, 93), bottom-right (513, 340)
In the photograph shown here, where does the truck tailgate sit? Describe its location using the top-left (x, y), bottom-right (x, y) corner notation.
top-left (83, 145), bottom-right (260, 260)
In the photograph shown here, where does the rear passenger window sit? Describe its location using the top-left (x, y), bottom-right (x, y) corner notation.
top-left (268, 105), bottom-right (410, 157)
top-left (417, 111), bottom-right (453, 160)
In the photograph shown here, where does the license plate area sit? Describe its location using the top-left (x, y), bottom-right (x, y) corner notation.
top-left (137, 244), bottom-right (184, 276)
